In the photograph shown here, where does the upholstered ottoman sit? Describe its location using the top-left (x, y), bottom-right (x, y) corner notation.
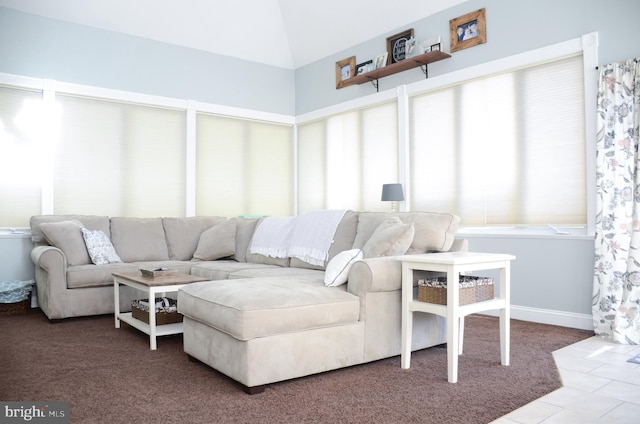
top-left (177, 275), bottom-right (363, 393)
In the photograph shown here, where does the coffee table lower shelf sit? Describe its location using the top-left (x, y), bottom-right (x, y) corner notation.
top-left (117, 312), bottom-right (184, 337)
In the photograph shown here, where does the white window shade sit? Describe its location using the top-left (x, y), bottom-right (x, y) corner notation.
top-left (409, 55), bottom-right (586, 226)
top-left (297, 101), bottom-right (399, 213)
top-left (0, 86), bottom-right (45, 227)
top-left (195, 113), bottom-right (293, 217)
top-left (54, 95), bottom-right (186, 217)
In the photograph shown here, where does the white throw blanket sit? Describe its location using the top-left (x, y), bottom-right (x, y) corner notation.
top-left (249, 210), bottom-right (347, 266)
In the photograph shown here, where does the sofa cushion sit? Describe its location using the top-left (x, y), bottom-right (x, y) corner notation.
top-left (30, 215), bottom-right (111, 246)
top-left (362, 217), bottom-right (414, 258)
top-left (189, 261), bottom-right (282, 281)
top-left (81, 228), bottom-right (122, 265)
top-left (178, 276), bottom-right (360, 341)
top-left (110, 217), bottom-right (169, 262)
top-left (163, 216), bottom-right (227, 260)
top-left (230, 217), bottom-right (259, 262)
top-left (40, 220), bottom-right (91, 266)
top-left (324, 248), bottom-right (363, 287)
top-left (192, 220), bottom-right (236, 261)
top-left (352, 212), bottom-right (459, 253)
top-left (245, 217), bottom-right (290, 267)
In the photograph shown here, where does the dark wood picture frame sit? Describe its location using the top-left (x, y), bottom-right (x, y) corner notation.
top-left (386, 28), bottom-right (414, 65)
top-left (449, 8), bottom-right (486, 52)
top-left (335, 56), bottom-right (356, 89)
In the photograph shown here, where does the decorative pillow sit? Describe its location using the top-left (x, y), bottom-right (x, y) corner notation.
top-left (362, 216), bottom-right (415, 258)
top-left (39, 220), bottom-right (91, 266)
top-left (192, 220), bottom-right (237, 261)
top-left (81, 228), bottom-right (122, 265)
top-left (324, 249), bottom-right (363, 287)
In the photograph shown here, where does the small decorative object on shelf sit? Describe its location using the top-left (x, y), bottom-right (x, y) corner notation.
top-left (140, 267), bottom-right (177, 278)
top-left (335, 56), bottom-right (356, 89)
top-left (374, 52), bottom-right (388, 69)
top-left (356, 60), bottom-right (373, 75)
top-left (449, 8), bottom-right (486, 52)
top-left (386, 28), bottom-right (414, 64)
top-left (421, 36), bottom-right (442, 53)
top-left (405, 37), bottom-right (417, 58)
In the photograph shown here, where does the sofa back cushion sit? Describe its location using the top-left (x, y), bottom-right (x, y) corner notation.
top-left (30, 215), bottom-right (111, 246)
top-left (39, 220), bottom-right (92, 266)
top-left (163, 216), bottom-right (227, 260)
top-left (110, 217), bottom-right (169, 262)
top-left (352, 212), bottom-right (460, 253)
top-left (230, 217), bottom-right (260, 262)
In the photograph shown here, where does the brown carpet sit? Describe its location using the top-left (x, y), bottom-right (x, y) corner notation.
top-left (0, 310), bottom-right (592, 424)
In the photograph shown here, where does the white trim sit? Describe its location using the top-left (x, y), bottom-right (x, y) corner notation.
top-left (396, 84), bottom-right (410, 212)
top-left (582, 33), bottom-right (599, 236)
top-left (482, 305), bottom-right (593, 331)
top-left (185, 101), bottom-right (197, 217)
top-left (192, 100), bottom-right (294, 125)
top-left (296, 87), bottom-right (397, 125)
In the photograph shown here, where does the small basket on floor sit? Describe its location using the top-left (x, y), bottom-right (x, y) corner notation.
top-left (418, 276), bottom-right (494, 305)
top-left (0, 280), bottom-right (35, 315)
top-left (131, 297), bottom-right (182, 325)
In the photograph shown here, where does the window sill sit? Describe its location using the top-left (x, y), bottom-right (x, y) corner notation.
top-left (456, 226), bottom-right (593, 240)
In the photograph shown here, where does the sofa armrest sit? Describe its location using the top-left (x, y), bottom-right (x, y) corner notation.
top-left (31, 245), bottom-right (69, 319)
top-left (347, 257), bottom-right (402, 296)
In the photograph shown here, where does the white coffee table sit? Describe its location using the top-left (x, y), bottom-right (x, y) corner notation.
top-left (113, 272), bottom-right (208, 350)
top-left (399, 252), bottom-right (516, 382)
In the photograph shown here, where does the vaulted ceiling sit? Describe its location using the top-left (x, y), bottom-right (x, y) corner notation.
top-left (0, 0), bottom-right (468, 69)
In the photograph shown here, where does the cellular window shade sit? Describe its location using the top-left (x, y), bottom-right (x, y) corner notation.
top-left (409, 55), bottom-right (586, 226)
top-left (0, 86), bottom-right (43, 227)
top-left (297, 101), bottom-right (399, 212)
top-left (195, 113), bottom-right (293, 217)
top-left (54, 95), bottom-right (186, 217)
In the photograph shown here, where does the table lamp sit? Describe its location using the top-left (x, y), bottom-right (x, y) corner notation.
top-left (381, 183), bottom-right (404, 212)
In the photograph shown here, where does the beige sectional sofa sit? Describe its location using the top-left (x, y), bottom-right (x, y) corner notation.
top-left (30, 211), bottom-right (466, 393)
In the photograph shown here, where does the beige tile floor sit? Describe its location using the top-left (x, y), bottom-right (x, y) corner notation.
top-left (492, 335), bottom-right (640, 423)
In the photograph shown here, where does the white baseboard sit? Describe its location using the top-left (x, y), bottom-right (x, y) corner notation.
top-left (480, 305), bottom-right (593, 331)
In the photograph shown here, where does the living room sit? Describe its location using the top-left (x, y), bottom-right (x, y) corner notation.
top-left (0, 0), bottom-right (639, 422)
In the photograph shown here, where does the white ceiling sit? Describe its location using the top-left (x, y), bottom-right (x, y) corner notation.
top-left (0, 0), bottom-right (468, 69)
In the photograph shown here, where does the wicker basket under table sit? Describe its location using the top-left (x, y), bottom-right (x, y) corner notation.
top-left (418, 276), bottom-right (494, 305)
top-left (131, 298), bottom-right (183, 325)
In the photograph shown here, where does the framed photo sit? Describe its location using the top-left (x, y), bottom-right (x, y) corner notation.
top-left (374, 52), bottom-right (388, 70)
top-left (386, 28), bottom-right (414, 64)
top-left (356, 60), bottom-right (373, 75)
top-left (421, 36), bottom-right (441, 54)
top-left (450, 8), bottom-right (486, 52)
top-left (405, 37), bottom-right (417, 58)
top-left (335, 56), bottom-right (356, 89)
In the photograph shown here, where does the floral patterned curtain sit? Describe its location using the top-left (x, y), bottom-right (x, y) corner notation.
top-left (593, 58), bottom-right (640, 344)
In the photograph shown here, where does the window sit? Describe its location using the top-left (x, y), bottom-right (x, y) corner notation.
top-left (0, 86), bottom-right (46, 227)
top-left (297, 101), bottom-right (399, 212)
top-left (409, 55), bottom-right (586, 226)
top-left (54, 94), bottom-right (186, 217)
top-left (195, 113), bottom-right (293, 217)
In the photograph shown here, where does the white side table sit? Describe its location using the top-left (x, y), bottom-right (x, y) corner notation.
top-left (399, 252), bottom-right (516, 382)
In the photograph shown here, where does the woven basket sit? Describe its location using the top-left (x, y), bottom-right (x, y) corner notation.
top-left (0, 298), bottom-right (31, 315)
top-left (417, 276), bottom-right (494, 305)
top-left (131, 298), bottom-right (182, 325)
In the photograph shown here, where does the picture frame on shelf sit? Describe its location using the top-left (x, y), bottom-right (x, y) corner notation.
top-left (405, 37), bottom-right (417, 58)
top-left (335, 56), bottom-right (356, 89)
top-left (430, 43), bottom-right (442, 52)
top-left (449, 8), bottom-right (486, 52)
top-left (421, 36), bottom-right (441, 54)
top-left (386, 28), bottom-right (414, 64)
top-left (356, 60), bottom-right (373, 75)
top-left (374, 52), bottom-right (388, 70)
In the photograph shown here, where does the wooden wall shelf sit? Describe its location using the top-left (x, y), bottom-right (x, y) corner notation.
top-left (341, 50), bottom-right (451, 92)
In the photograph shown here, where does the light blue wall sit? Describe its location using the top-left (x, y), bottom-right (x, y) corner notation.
top-left (295, 0), bottom-right (640, 114)
top-left (0, 7), bottom-right (295, 115)
top-left (1, 1), bottom-right (639, 325)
